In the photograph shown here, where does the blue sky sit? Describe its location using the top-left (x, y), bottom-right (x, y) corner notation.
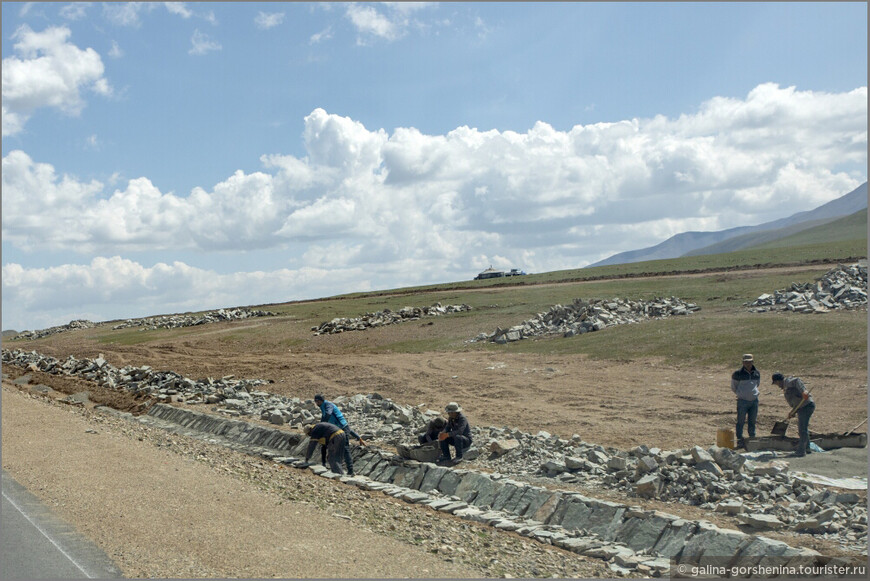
top-left (2, 2), bottom-right (867, 332)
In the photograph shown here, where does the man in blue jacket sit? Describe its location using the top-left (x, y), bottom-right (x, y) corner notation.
top-left (314, 394), bottom-right (365, 475)
top-left (731, 354), bottom-right (760, 448)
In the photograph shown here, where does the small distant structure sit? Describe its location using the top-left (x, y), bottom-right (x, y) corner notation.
top-left (474, 266), bottom-right (505, 280)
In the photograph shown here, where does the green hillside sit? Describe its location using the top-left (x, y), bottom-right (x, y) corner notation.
top-left (749, 208), bottom-right (867, 250)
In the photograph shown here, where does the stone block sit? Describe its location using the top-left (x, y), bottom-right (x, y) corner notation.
top-left (636, 456), bottom-right (659, 475)
top-left (652, 519), bottom-right (698, 559)
top-left (531, 492), bottom-right (564, 523)
top-left (435, 469), bottom-right (462, 496)
top-left (690, 445), bottom-right (714, 464)
top-left (607, 456), bottom-right (627, 471)
top-left (635, 474), bottom-right (661, 498)
top-left (695, 460), bottom-right (724, 477)
top-left (553, 498), bottom-right (592, 533)
top-left (615, 514), bottom-right (671, 552)
top-left (678, 522), bottom-right (751, 567)
top-left (397, 466), bottom-right (427, 490)
top-left (455, 471), bottom-right (494, 505)
top-left (737, 513), bottom-right (784, 531)
top-left (584, 500), bottom-right (626, 541)
top-left (419, 465), bottom-right (447, 492)
top-left (587, 450), bottom-right (609, 464)
top-left (715, 500), bottom-right (744, 515)
top-left (490, 482), bottom-right (522, 511)
top-left (502, 486), bottom-right (539, 516)
top-left (488, 438), bottom-right (520, 457)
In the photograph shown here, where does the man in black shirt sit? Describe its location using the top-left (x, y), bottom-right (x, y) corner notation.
top-left (304, 422), bottom-right (351, 475)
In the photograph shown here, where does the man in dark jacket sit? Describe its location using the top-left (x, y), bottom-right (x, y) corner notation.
top-left (772, 373), bottom-right (815, 457)
top-left (303, 422), bottom-right (350, 475)
top-left (418, 416), bottom-right (447, 444)
top-left (731, 354), bottom-right (760, 448)
top-left (437, 402), bottom-right (472, 465)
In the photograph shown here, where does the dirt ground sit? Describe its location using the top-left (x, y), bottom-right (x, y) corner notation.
top-left (1, 380), bottom-right (624, 579)
top-left (19, 335), bottom-right (868, 451)
top-left (3, 264), bottom-right (867, 576)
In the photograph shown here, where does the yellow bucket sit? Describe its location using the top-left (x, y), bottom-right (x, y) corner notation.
top-left (717, 428), bottom-right (736, 449)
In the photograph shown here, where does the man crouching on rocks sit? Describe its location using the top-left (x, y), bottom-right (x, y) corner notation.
top-left (438, 402), bottom-right (472, 465)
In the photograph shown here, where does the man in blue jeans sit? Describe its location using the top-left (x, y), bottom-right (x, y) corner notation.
top-left (731, 354), bottom-right (760, 448)
top-left (313, 394), bottom-right (366, 476)
top-left (772, 373), bottom-right (815, 457)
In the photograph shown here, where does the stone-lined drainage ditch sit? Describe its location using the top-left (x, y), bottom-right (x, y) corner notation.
top-left (122, 402), bottom-right (850, 577)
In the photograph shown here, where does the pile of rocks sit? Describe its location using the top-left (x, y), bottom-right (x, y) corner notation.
top-left (10, 308), bottom-right (277, 341)
top-left (10, 319), bottom-right (98, 341)
top-left (2, 349), bottom-right (273, 404)
top-left (3, 347), bottom-right (866, 555)
top-left (111, 307), bottom-right (277, 330)
top-left (747, 263), bottom-right (867, 313)
top-left (472, 297), bottom-right (699, 343)
top-left (311, 303), bottom-right (472, 335)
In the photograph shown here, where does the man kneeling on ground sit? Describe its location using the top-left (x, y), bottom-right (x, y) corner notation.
top-left (397, 417), bottom-right (447, 461)
top-left (438, 402), bottom-right (472, 465)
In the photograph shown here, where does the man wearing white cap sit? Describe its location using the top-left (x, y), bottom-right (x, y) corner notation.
top-left (731, 354), bottom-right (760, 448)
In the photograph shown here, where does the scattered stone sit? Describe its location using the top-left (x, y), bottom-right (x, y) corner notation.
top-left (747, 263), bottom-right (867, 313)
top-left (738, 513), bottom-right (785, 530)
top-left (312, 303), bottom-right (472, 335)
top-left (473, 296), bottom-right (699, 343)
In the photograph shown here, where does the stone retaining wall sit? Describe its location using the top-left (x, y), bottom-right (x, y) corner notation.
top-left (134, 403), bottom-right (848, 576)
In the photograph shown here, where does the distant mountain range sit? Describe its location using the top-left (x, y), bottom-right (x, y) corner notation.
top-left (589, 182), bottom-right (868, 267)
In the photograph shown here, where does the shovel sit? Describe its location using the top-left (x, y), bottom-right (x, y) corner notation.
top-left (771, 384), bottom-right (815, 437)
top-left (843, 417), bottom-right (868, 436)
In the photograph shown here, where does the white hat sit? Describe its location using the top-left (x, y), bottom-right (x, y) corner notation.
top-left (445, 402), bottom-right (462, 413)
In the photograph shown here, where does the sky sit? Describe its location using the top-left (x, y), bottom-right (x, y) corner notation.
top-left (1, 2), bottom-right (867, 332)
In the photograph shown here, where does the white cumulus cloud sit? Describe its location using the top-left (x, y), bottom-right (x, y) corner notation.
top-left (2, 25), bottom-right (111, 136)
top-left (1, 84), bottom-right (866, 330)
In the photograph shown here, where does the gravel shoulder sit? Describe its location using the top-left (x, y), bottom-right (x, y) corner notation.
top-left (1, 381), bottom-right (618, 579)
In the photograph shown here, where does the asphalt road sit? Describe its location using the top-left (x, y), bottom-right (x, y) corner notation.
top-left (1, 470), bottom-right (123, 579)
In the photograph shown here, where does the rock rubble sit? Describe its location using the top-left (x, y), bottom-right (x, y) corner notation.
top-left (472, 297), bottom-right (699, 343)
top-left (311, 303), bottom-right (472, 335)
top-left (3, 347), bottom-right (866, 557)
top-left (10, 308), bottom-right (277, 341)
top-left (10, 319), bottom-right (99, 341)
top-left (110, 307), bottom-right (277, 331)
top-left (747, 263), bottom-right (867, 313)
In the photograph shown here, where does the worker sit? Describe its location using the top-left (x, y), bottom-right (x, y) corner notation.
top-left (772, 373), bottom-right (815, 457)
top-left (313, 394), bottom-right (366, 475)
top-left (396, 416), bottom-right (447, 461)
top-left (437, 402), bottom-right (472, 465)
top-left (418, 416), bottom-right (447, 445)
top-left (731, 354), bottom-right (760, 448)
top-left (303, 422), bottom-right (351, 475)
